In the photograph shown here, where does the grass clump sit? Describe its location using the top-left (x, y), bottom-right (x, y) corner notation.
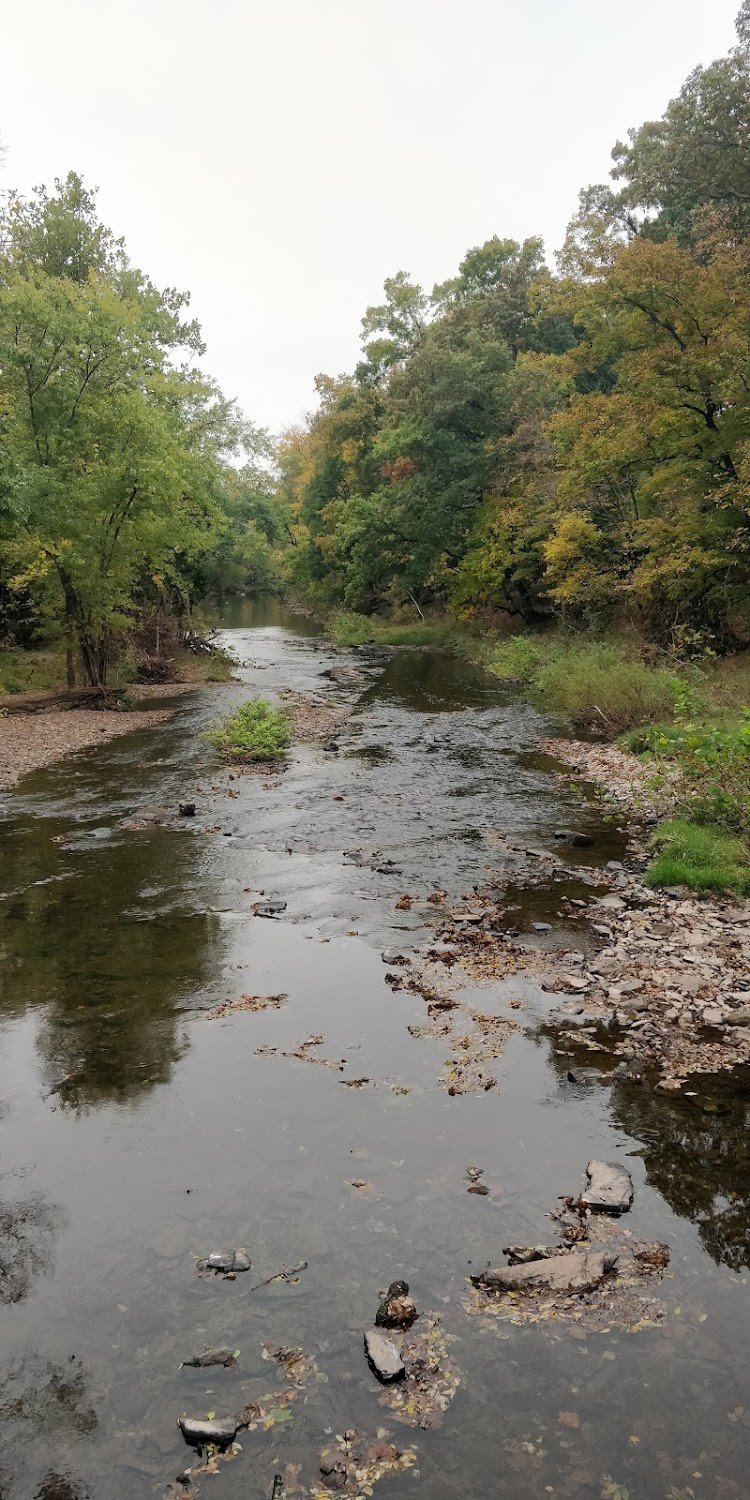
top-left (489, 635), bottom-right (680, 732)
top-left (328, 610), bottom-right (461, 649)
top-left (207, 699), bottom-right (291, 762)
top-left (644, 818), bottom-right (750, 897)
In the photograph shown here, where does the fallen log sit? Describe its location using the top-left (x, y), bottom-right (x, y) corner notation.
top-left (0, 685), bottom-right (128, 716)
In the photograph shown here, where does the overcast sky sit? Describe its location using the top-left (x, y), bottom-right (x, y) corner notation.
top-left (0, 0), bottom-right (739, 434)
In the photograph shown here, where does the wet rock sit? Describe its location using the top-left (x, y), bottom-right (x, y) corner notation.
top-left (467, 1182), bottom-right (489, 1195)
top-left (178, 803), bottom-right (196, 818)
top-left (531, 922), bottom-right (552, 933)
top-left (253, 900), bottom-right (287, 918)
top-left (582, 1160), bottom-right (634, 1215)
top-left (554, 831), bottom-right (594, 848)
top-left (182, 1348), bottom-right (237, 1368)
top-left (364, 1328), bottom-right (405, 1383)
top-left (381, 948), bottom-right (409, 966)
top-left (137, 804), bottom-right (173, 824)
top-left (178, 1415), bottom-right (239, 1449)
top-left (196, 1249), bottom-right (251, 1276)
top-left (376, 1280), bottom-right (418, 1328)
top-left (323, 742), bottom-right (340, 753)
top-left (567, 1067), bottom-right (606, 1085)
top-left (503, 1245), bottom-right (552, 1265)
top-left (474, 1249), bottom-right (618, 1295)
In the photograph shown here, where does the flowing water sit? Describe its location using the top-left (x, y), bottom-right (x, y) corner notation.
top-left (0, 598), bottom-right (748, 1500)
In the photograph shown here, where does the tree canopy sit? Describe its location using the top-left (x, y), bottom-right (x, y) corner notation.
top-left (280, 4), bottom-right (750, 648)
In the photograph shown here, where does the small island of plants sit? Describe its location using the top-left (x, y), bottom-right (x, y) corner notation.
top-left (207, 699), bottom-right (291, 763)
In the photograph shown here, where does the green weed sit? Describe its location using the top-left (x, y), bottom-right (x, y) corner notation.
top-left (489, 635), bottom-right (679, 731)
top-left (206, 699), bottom-right (291, 762)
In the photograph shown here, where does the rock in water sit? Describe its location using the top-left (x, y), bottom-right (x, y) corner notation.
top-left (179, 803), bottom-right (196, 817)
top-left (473, 1249), bottom-right (618, 1295)
top-left (364, 1328), bottom-right (405, 1383)
top-left (196, 1248), bottom-right (251, 1275)
top-left (182, 1348), bottom-right (236, 1368)
top-left (567, 1068), bottom-right (606, 1085)
top-left (503, 1245), bottom-right (553, 1265)
top-left (375, 1280), bottom-right (418, 1328)
top-left (582, 1159), bottom-right (634, 1215)
top-left (179, 1415), bottom-right (239, 1449)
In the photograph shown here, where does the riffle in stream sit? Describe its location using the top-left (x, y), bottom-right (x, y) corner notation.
top-left (0, 596), bottom-right (748, 1500)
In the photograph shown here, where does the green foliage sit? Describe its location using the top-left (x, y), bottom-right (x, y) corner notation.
top-left (279, 13), bottom-right (750, 650)
top-left (327, 610), bottom-right (460, 648)
top-left (0, 173), bottom-right (250, 685)
top-left (206, 699), bottom-right (291, 762)
top-left (644, 819), bottom-right (750, 897)
top-left (631, 712), bottom-right (750, 837)
top-left (489, 634), bottom-right (679, 730)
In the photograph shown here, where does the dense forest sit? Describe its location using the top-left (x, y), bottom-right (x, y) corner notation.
top-left (281, 3), bottom-right (750, 650)
top-left (0, 176), bottom-right (284, 686)
top-left (2, 6), bottom-right (750, 686)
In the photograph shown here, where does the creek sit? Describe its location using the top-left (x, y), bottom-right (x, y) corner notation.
top-left (0, 597), bottom-right (748, 1500)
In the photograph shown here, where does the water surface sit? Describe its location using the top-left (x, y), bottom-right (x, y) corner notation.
top-left (0, 598), bottom-right (748, 1500)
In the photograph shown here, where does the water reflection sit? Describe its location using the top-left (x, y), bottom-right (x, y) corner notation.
top-left (361, 648), bottom-right (507, 712)
top-left (611, 1069), bottom-right (750, 1271)
top-left (0, 1195), bottom-right (59, 1304)
top-left (0, 813), bottom-right (221, 1110)
top-left (543, 1022), bottom-right (750, 1271)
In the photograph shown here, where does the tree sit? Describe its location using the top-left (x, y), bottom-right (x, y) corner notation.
top-left (0, 176), bottom-right (241, 683)
top-left (610, 5), bottom-right (750, 241)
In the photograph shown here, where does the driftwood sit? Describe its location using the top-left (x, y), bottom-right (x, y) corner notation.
top-left (0, 685), bottom-right (128, 716)
top-left (473, 1249), bottom-right (618, 1295)
top-left (248, 1259), bottom-right (308, 1293)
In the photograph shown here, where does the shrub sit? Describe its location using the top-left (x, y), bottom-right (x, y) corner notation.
top-left (644, 819), bottom-right (750, 897)
top-left (207, 699), bottom-right (291, 762)
top-left (631, 713), bottom-right (750, 837)
top-left (328, 610), bottom-right (459, 648)
top-left (489, 635), bottom-right (680, 731)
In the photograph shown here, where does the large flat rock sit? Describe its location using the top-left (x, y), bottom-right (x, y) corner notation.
top-left (582, 1159), bottom-right (634, 1215)
top-left (474, 1249), bottom-right (618, 1296)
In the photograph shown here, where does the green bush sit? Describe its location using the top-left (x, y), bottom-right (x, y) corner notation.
top-left (631, 712), bottom-right (750, 837)
top-left (489, 635), bottom-right (680, 731)
top-left (328, 610), bottom-right (459, 649)
top-left (644, 818), bottom-right (750, 897)
top-left (206, 699), bottom-right (291, 762)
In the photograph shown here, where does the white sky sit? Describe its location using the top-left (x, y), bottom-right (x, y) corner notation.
top-left (0, 0), bottom-right (739, 434)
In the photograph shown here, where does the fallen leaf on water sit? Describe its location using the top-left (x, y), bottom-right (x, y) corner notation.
top-left (558, 1411), bottom-right (579, 1428)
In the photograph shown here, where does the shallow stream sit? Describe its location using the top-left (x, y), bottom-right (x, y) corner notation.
top-left (0, 598), bottom-right (748, 1500)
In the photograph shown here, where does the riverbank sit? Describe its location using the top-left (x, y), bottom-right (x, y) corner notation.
top-left (0, 684), bottom-right (198, 791)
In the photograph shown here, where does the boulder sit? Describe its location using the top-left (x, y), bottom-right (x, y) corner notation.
top-left (179, 1415), bottom-right (239, 1449)
top-left (364, 1328), bottom-right (405, 1383)
top-left (582, 1160), bottom-right (633, 1215)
